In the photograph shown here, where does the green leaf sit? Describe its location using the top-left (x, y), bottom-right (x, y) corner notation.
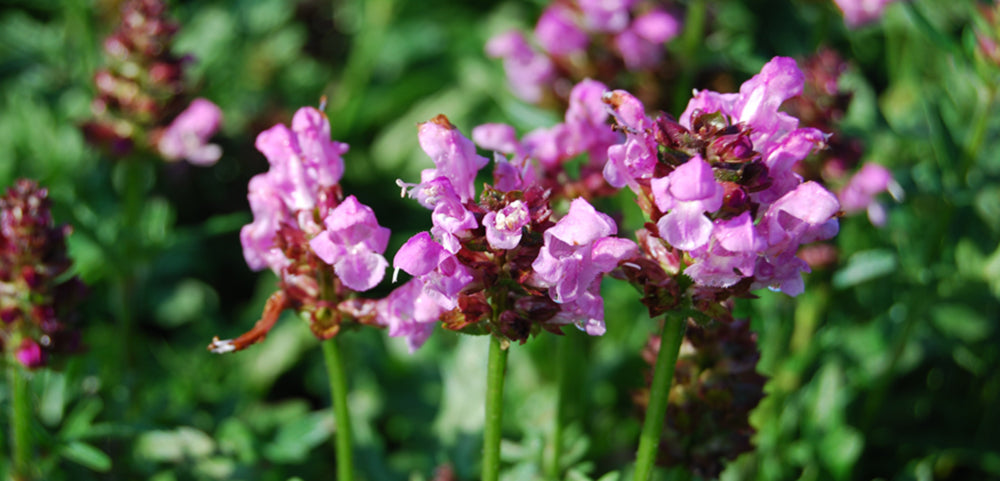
top-left (135, 427), bottom-right (216, 463)
top-left (263, 410), bottom-right (334, 464)
top-left (60, 441), bottom-right (111, 472)
top-left (931, 304), bottom-right (993, 343)
top-left (60, 398), bottom-right (103, 440)
top-left (832, 249), bottom-right (898, 289)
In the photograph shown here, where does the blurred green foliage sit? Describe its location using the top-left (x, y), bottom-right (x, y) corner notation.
top-left (0, 0), bottom-right (997, 480)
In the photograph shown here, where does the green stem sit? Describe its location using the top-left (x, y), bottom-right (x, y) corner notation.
top-left (547, 333), bottom-right (572, 479)
top-left (671, 0), bottom-right (707, 114)
top-left (633, 315), bottom-right (686, 481)
top-left (482, 335), bottom-right (509, 481)
top-left (322, 336), bottom-right (354, 481)
top-left (8, 360), bottom-right (32, 481)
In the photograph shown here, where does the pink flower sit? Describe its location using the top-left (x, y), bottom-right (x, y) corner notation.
top-left (532, 198), bottom-right (636, 313)
top-left (614, 9), bottom-right (681, 69)
top-left (375, 279), bottom-right (442, 352)
top-left (309, 196), bottom-right (390, 291)
top-left (535, 5), bottom-right (588, 56)
top-left (484, 200), bottom-right (530, 249)
top-left (839, 163), bottom-right (896, 226)
top-left (417, 115), bottom-right (490, 203)
top-left (834, 0), bottom-right (901, 28)
top-left (15, 339), bottom-right (45, 369)
top-left (485, 31), bottom-right (555, 103)
top-left (652, 156), bottom-right (724, 251)
top-left (157, 98), bottom-right (223, 166)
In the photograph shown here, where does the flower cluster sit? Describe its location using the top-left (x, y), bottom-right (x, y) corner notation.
top-left (605, 57), bottom-right (841, 301)
top-left (0, 180), bottom-right (86, 368)
top-left (637, 317), bottom-right (766, 479)
top-left (369, 115), bottom-right (635, 350)
top-left (486, 0), bottom-right (682, 105)
top-left (82, 0), bottom-right (222, 165)
top-left (209, 107), bottom-right (389, 353)
top-left (472, 79), bottom-right (621, 201)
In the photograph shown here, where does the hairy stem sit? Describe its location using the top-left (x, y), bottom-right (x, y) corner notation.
top-left (322, 336), bottom-right (354, 481)
top-left (633, 314), bottom-right (686, 481)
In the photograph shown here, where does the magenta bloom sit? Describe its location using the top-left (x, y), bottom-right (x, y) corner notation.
top-left (309, 196), bottom-right (390, 291)
top-left (531, 198), bottom-right (637, 332)
top-left (157, 98), bottom-right (223, 166)
top-left (418, 115), bottom-right (490, 203)
top-left (652, 156), bottom-right (723, 251)
top-left (603, 90), bottom-right (658, 189)
top-left (15, 339), bottom-right (45, 369)
top-left (834, 0), bottom-right (901, 28)
top-left (393, 232), bottom-right (475, 313)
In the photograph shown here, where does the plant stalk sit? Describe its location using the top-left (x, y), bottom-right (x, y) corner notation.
top-left (482, 335), bottom-right (509, 481)
top-left (8, 360), bottom-right (32, 481)
top-left (322, 336), bottom-right (354, 481)
top-left (633, 314), bottom-right (686, 481)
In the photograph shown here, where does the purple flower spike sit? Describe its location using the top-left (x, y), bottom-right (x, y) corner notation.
top-left (157, 98), bottom-right (223, 166)
top-left (418, 115), bottom-right (490, 203)
top-left (535, 5), bottom-right (588, 56)
top-left (309, 196), bottom-right (390, 292)
top-left (484, 200), bottom-right (530, 250)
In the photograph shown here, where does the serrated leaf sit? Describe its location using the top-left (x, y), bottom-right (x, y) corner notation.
top-left (61, 441), bottom-right (111, 472)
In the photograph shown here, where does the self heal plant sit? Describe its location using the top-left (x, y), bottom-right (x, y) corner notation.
top-left (208, 106), bottom-right (389, 481)
top-left (603, 57), bottom-right (842, 480)
top-left (0, 180), bottom-right (87, 480)
top-left (372, 115), bottom-right (635, 481)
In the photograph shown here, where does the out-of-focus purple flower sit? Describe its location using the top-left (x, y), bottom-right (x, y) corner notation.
top-left (834, 0), bottom-right (901, 28)
top-left (486, 31), bottom-right (556, 103)
top-left (579, 0), bottom-right (636, 32)
top-left (484, 200), bottom-right (530, 250)
top-left (15, 339), bottom-right (44, 368)
top-left (838, 163), bottom-right (897, 226)
top-left (614, 9), bottom-right (681, 69)
top-left (157, 98), bottom-right (223, 166)
top-left (535, 5), bottom-right (589, 56)
top-left (532, 198), bottom-right (637, 331)
top-left (838, 163), bottom-right (891, 212)
top-left (309, 196), bottom-right (390, 292)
